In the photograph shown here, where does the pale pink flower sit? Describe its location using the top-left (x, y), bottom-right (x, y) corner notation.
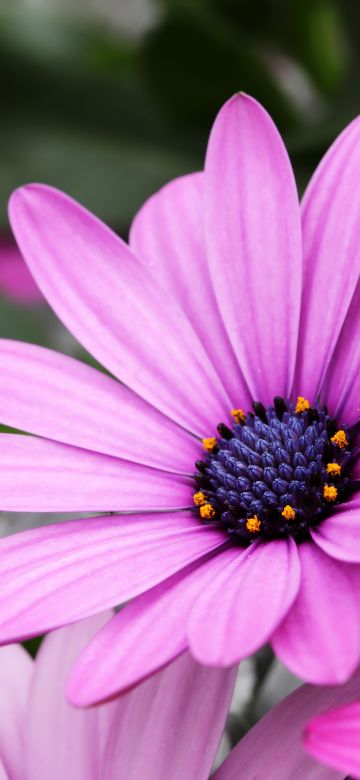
top-left (3, 611), bottom-right (360, 780)
top-left (0, 94), bottom-right (359, 704)
top-left (0, 613), bottom-right (236, 780)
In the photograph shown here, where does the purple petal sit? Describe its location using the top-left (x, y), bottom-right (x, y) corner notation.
top-left (0, 340), bottom-right (199, 474)
top-left (130, 173), bottom-right (251, 406)
top-left (305, 702), bottom-right (360, 779)
top-left (204, 93), bottom-right (301, 402)
top-left (0, 433), bottom-right (191, 511)
top-left (0, 762), bottom-right (8, 779)
top-left (9, 184), bottom-right (231, 436)
top-left (99, 653), bottom-right (236, 780)
top-left (321, 278), bottom-right (360, 424)
top-left (188, 539), bottom-right (300, 666)
top-left (100, 651), bottom-right (236, 780)
top-left (294, 116), bottom-right (360, 400)
top-left (215, 665), bottom-right (360, 780)
top-left (272, 542), bottom-right (360, 683)
top-left (0, 644), bottom-right (33, 779)
top-left (0, 512), bottom-right (225, 640)
top-left (311, 498), bottom-right (360, 562)
top-left (67, 548), bottom-right (231, 705)
top-left (25, 612), bottom-right (111, 780)
top-left (25, 615), bottom-right (236, 780)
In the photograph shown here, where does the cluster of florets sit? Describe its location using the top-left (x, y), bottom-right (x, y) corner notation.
top-left (193, 396), bottom-right (352, 543)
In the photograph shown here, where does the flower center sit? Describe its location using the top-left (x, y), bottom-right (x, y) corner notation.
top-left (193, 396), bottom-right (353, 543)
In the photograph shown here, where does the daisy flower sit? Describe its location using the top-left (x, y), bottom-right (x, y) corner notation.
top-left (0, 613), bottom-right (236, 780)
top-left (0, 94), bottom-right (360, 704)
top-left (3, 610), bottom-right (359, 780)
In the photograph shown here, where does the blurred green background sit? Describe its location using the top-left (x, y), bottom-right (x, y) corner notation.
top-left (0, 0), bottom-right (358, 345)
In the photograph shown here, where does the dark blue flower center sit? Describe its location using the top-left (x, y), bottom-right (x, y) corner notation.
top-left (193, 397), bottom-right (353, 544)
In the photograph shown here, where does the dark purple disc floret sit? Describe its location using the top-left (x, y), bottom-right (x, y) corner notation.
top-left (194, 397), bottom-right (353, 544)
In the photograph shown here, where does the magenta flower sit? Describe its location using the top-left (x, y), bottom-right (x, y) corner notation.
top-left (0, 612), bottom-right (236, 780)
top-left (0, 93), bottom-right (360, 704)
top-left (305, 700), bottom-right (360, 778)
top-left (0, 236), bottom-right (42, 304)
top-left (221, 666), bottom-right (360, 780)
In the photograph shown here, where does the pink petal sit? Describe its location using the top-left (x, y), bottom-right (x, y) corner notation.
top-left (305, 702), bottom-right (360, 779)
top-left (130, 173), bottom-right (251, 406)
top-left (0, 237), bottom-right (42, 305)
top-left (272, 542), bottom-right (360, 683)
top-left (320, 277), bottom-right (360, 424)
top-left (25, 615), bottom-right (236, 780)
top-left (204, 93), bottom-right (301, 402)
top-left (294, 115), bottom-right (360, 399)
top-left (214, 665), bottom-right (360, 780)
top-left (25, 612), bottom-right (111, 780)
top-left (0, 433), bottom-right (191, 511)
top-left (100, 651), bottom-right (236, 780)
top-left (188, 538), bottom-right (300, 666)
top-left (67, 548), bottom-right (232, 705)
top-left (9, 184), bottom-right (231, 436)
top-left (0, 512), bottom-right (225, 640)
top-left (311, 498), bottom-right (360, 563)
top-left (0, 644), bottom-right (33, 779)
top-left (0, 339), bottom-right (199, 474)
top-left (0, 762), bottom-right (8, 780)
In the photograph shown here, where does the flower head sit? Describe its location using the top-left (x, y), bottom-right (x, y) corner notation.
top-left (0, 93), bottom-right (360, 704)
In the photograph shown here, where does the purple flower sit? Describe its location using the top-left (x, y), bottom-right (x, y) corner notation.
top-left (0, 613), bottom-right (236, 779)
top-left (0, 93), bottom-right (360, 704)
top-left (305, 699), bottom-right (360, 778)
top-left (222, 666), bottom-right (360, 780)
top-left (0, 236), bottom-right (42, 304)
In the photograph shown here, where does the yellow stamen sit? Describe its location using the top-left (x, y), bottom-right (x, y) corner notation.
top-left (323, 484), bottom-right (338, 502)
top-left (281, 505), bottom-right (296, 521)
top-left (295, 396), bottom-right (310, 414)
top-left (200, 503), bottom-right (216, 519)
top-left (193, 491), bottom-right (206, 506)
top-left (331, 430), bottom-right (349, 449)
top-left (326, 463), bottom-right (341, 477)
top-left (231, 408), bottom-right (246, 424)
top-left (202, 436), bottom-right (217, 452)
top-left (246, 515), bottom-right (261, 533)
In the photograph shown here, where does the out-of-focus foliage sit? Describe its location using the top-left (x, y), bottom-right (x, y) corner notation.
top-left (0, 0), bottom-right (357, 241)
top-left (0, 0), bottom-right (358, 359)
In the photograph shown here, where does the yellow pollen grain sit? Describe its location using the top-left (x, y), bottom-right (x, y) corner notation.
top-left (200, 503), bottom-right (216, 519)
top-left (246, 515), bottom-right (261, 533)
top-left (295, 396), bottom-right (310, 414)
top-left (326, 463), bottom-right (341, 477)
top-left (231, 408), bottom-right (246, 424)
top-left (323, 484), bottom-right (338, 502)
top-left (193, 491), bottom-right (206, 506)
top-left (281, 505), bottom-right (296, 521)
top-left (202, 437), bottom-right (217, 452)
top-left (331, 430), bottom-right (349, 449)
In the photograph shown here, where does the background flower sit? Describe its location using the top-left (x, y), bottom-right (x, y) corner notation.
top-left (0, 236), bottom-right (42, 305)
top-left (3, 612), bottom-right (360, 779)
top-left (0, 613), bottom-right (236, 780)
top-left (305, 700), bottom-right (360, 778)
